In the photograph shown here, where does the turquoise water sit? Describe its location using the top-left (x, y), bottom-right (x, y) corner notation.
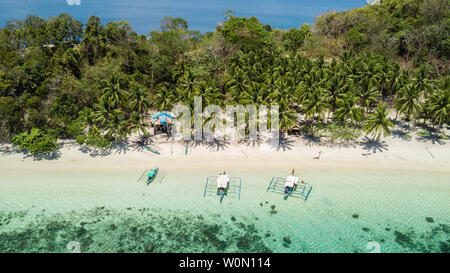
top-left (0, 167), bottom-right (449, 253)
top-left (0, 0), bottom-right (364, 33)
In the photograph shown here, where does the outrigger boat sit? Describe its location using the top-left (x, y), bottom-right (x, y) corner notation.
top-left (145, 146), bottom-right (160, 155)
top-left (266, 177), bottom-right (312, 200)
top-left (146, 168), bottom-right (159, 184)
top-left (137, 167), bottom-right (166, 185)
top-left (203, 175), bottom-right (242, 200)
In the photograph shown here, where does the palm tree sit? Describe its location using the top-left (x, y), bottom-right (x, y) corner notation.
top-left (278, 100), bottom-right (297, 132)
top-left (193, 80), bottom-right (225, 107)
top-left (302, 90), bottom-right (330, 136)
top-left (412, 65), bottom-right (433, 97)
top-left (104, 109), bottom-right (129, 143)
top-left (339, 51), bottom-right (352, 70)
top-left (357, 77), bottom-right (380, 112)
top-left (362, 104), bottom-right (394, 140)
top-left (267, 77), bottom-right (295, 106)
top-left (325, 75), bottom-right (350, 109)
top-left (129, 85), bottom-right (151, 116)
top-left (425, 88), bottom-right (449, 126)
top-left (128, 112), bottom-right (149, 137)
top-left (225, 67), bottom-right (250, 103)
top-left (94, 97), bottom-right (116, 127)
top-left (79, 107), bottom-right (99, 135)
top-left (101, 73), bottom-right (129, 106)
top-left (385, 64), bottom-right (402, 97)
top-left (153, 83), bottom-right (177, 111)
top-left (239, 81), bottom-right (268, 105)
top-left (394, 84), bottom-right (421, 121)
top-left (436, 75), bottom-right (450, 91)
top-left (334, 93), bottom-right (363, 126)
top-left (177, 70), bottom-right (197, 102)
top-left (295, 69), bottom-right (325, 104)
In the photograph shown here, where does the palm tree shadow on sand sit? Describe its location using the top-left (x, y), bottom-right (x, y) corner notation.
top-left (391, 129), bottom-right (412, 141)
top-left (206, 139), bottom-right (230, 151)
top-left (391, 120), bottom-right (412, 141)
top-left (415, 124), bottom-right (446, 145)
top-left (301, 134), bottom-right (321, 147)
top-left (189, 139), bottom-right (205, 148)
top-left (130, 135), bottom-right (154, 152)
top-left (238, 138), bottom-right (263, 148)
top-left (272, 133), bottom-right (294, 151)
top-left (110, 142), bottom-right (131, 155)
top-left (360, 137), bottom-right (389, 153)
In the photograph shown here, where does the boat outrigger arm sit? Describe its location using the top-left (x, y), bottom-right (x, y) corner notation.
top-left (203, 176), bottom-right (242, 199)
top-left (266, 177), bottom-right (313, 200)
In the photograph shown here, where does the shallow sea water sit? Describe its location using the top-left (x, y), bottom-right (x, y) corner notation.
top-left (0, 166), bottom-right (449, 253)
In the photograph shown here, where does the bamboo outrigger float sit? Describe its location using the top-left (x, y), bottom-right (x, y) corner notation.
top-left (266, 177), bottom-right (312, 200)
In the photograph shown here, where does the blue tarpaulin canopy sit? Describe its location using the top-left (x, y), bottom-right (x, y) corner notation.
top-left (152, 112), bottom-right (175, 125)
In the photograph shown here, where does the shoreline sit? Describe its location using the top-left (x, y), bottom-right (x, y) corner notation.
top-left (1, 133), bottom-right (449, 174)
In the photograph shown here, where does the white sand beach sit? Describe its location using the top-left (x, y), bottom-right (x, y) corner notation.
top-left (1, 131), bottom-right (449, 174)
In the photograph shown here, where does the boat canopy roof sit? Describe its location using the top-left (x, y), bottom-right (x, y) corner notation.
top-left (152, 112), bottom-right (175, 125)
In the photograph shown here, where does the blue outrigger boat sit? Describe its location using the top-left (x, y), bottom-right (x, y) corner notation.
top-left (203, 176), bottom-right (242, 200)
top-left (266, 177), bottom-right (312, 200)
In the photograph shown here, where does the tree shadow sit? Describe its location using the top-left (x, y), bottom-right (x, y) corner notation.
top-left (391, 129), bottom-right (412, 141)
top-left (1, 145), bottom-right (61, 161)
top-left (0, 145), bottom-right (14, 156)
top-left (130, 135), bottom-right (154, 152)
top-left (415, 124), bottom-right (446, 145)
top-left (111, 142), bottom-right (131, 155)
top-left (391, 120), bottom-right (412, 141)
top-left (190, 140), bottom-right (205, 148)
top-left (22, 150), bottom-right (61, 161)
top-left (238, 138), bottom-right (263, 148)
top-left (301, 134), bottom-right (322, 147)
top-left (274, 133), bottom-right (294, 151)
top-left (392, 119), bottom-right (411, 128)
top-left (359, 137), bottom-right (389, 153)
top-left (78, 146), bottom-right (111, 158)
top-left (206, 139), bottom-right (230, 151)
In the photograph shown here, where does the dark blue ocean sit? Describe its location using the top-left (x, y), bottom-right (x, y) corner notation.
top-left (0, 0), bottom-right (364, 33)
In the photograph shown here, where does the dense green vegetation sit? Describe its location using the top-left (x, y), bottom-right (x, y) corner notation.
top-left (0, 1), bottom-right (449, 155)
top-left (313, 0), bottom-right (449, 73)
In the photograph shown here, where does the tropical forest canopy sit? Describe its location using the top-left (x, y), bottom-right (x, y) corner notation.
top-left (0, 0), bottom-right (449, 154)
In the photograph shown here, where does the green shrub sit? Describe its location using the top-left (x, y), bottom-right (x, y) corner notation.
top-left (11, 129), bottom-right (58, 154)
top-left (283, 23), bottom-right (312, 52)
top-left (67, 119), bottom-right (85, 137)
top-left (84, 134), bottom-right (111, 148)
top-left (75, 134), bottom-right (87, 145)
top-left (10, 132), bottom-right (28, 147)
top-left (219, 16), bottom-right (276, 51)
top-left (324, 124), bottom-right (362, 142)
